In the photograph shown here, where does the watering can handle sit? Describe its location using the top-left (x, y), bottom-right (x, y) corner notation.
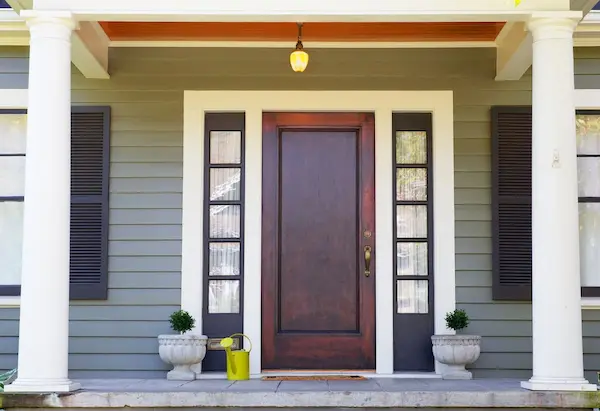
top-left (228, 333), bottom-right (252, 352)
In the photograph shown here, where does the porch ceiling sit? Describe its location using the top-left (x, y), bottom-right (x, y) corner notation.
top-left (98, 22), bottom-right (507, 43)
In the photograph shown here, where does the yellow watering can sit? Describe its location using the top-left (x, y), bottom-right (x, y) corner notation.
top-left (220, 333), bottom-right (252, 381)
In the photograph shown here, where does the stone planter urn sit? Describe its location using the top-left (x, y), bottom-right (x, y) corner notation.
top-left (158, 334), bottom-right (207, 380)
top-left (431, 334), bottom-right (481, 379)
top-left (158, 309), bottom-right (207, 381)
top-left (432, 308), bottom-right (481, 380)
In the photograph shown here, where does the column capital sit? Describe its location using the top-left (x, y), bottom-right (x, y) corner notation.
top-left (20, 10), bottom-right (77, 31)
top-left (526, 13), bottom-right (580, 41)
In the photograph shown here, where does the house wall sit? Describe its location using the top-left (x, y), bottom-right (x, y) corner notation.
top-left (0, 45), bottom-right (599, 380)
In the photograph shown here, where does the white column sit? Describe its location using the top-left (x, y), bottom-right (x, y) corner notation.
top-left (521, 15), bottom-right (596, 392)
top-left (5, 12), bottom-right (79, 393)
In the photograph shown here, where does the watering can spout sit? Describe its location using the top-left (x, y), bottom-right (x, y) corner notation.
top-left (220, 337), bottom-right (237, 374)
top-left (220, 334), bottom-right (252, 381)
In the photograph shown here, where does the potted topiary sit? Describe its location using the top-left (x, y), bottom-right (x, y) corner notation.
top-left (431, 308), bottom-right (481, 380)
top-left (158, 309), bottom-right (207, 380)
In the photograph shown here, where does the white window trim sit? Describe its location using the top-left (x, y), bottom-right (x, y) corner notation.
top-left (574, 89), bottom-right (600, 310)
top-left (0, 88), bottom-right (28, 307)
top-left (182, 90), bottom-right (456, 375)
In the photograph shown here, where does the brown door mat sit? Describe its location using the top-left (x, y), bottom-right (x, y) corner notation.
top-left (261, 375), bottom-right (366, 381)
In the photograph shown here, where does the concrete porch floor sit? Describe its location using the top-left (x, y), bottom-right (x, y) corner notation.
top-left (2, 378), bottom-right (600, 409)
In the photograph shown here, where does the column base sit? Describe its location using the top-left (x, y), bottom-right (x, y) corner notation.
top-left (521, 377), bottom-right (597, 391)
top-left (4, 378), bottom-right (81, 393)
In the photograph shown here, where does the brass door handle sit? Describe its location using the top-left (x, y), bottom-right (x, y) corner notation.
top-left (364, 245), bottom-right (372, 277)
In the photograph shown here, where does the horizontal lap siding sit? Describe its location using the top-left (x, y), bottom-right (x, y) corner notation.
top-left (0, 45), bottom-right (596, 379)
top-left (71, 54), bottom-right (182, 377)
top-left (0, 46), bottom-right (181, 378)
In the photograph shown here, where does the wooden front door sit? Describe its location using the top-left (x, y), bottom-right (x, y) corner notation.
top-left (261, 112), bottom-right (376, 370)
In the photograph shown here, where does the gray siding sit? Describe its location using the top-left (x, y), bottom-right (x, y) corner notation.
top-left (0, 45), bottom-right (598, 379)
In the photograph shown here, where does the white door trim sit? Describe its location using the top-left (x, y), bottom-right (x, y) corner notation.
top-left (182, 90), bottom-right (456, 375)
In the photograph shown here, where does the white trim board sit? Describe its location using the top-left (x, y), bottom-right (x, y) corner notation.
top-left (182, 90), bottom-right (457, 375)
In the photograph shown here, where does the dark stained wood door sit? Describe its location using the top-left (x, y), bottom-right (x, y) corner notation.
top-left (261, 112), bottom-right (375, 370)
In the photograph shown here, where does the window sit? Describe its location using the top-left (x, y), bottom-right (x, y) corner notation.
top-left (576, 111), bottom-right (600, 293)
top-left (0, 110), bottom-right (26, 296)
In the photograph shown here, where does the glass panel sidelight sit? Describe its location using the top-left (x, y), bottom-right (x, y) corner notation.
top-left (396, 205), bottom-right (427, 238)
top-left (397, 242), bottom-right (428, 276)
top-left (395, 131), bottom-right (427, 164)
top-left (210, 131), bottom-right (241, 164)
top-left (208, 242), bottom-right (241, 276)
top-left (208, 280), bottom-right (240, 313)
top-left (209, 204), bottom-right (241, 239)
top-left (210, 168), bottom-right (241, 201)
top-left (396, 168), bottom-right (427, 201)
top-left (397, 280), bottom-right (428, 314)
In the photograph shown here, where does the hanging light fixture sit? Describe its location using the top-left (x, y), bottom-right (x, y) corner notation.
top-left (290, 23), bottom-right (309, 72)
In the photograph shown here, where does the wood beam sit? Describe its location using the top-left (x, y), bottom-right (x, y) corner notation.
top-left (495, 22), bottom-right (532, 81)
top-left (71, 21), bottom-right (110, 79)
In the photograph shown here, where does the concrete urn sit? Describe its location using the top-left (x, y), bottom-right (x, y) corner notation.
top-left (431, 335), bottom-right (481, 380)
top-left (158, 334), bottom-right (207, 380)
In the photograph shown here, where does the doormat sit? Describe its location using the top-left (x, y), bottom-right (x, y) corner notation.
top-left (261, 375), bottom-right (366, 381)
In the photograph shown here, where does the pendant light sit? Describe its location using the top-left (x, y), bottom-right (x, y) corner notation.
top-left (290, 23), bottom-right (309, 72)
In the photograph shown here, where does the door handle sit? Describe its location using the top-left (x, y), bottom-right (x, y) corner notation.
top-left (364, 245), bottom-right (372, 277)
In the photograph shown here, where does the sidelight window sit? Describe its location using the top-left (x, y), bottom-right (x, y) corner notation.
top-left (202, 114), bottom-right (246, 372)
top-left (392, 113), bottom-right (435, 372)
top-left (206, 130), bottom-right (243, 314)
top-left (394, 129), bottom-right (431, 314)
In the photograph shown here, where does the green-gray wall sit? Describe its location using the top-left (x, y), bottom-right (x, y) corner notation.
top-left (0, 46), bottom-right (598, 380)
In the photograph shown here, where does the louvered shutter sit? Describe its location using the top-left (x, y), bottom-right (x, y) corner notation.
top-left (491, 106), bottom-right (532, 301)
top-left (70, 106), bottom-right (110, 300)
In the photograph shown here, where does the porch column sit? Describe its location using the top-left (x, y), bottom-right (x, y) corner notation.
top-left (4, 12), bottom-right (79, 393)
top-left (521, 15), bottom-right (596, 392)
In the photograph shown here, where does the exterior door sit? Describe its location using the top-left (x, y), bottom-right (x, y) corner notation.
top-left (261, 112), bottom-right (376, 370)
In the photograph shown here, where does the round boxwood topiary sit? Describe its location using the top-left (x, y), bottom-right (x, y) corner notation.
top-left (444, 308), bottom-right (470, 332)
top-left (169, 309), bottom-right (195, 334)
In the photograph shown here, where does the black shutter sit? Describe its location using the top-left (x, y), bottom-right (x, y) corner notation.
top-left (70, 106), bottom-right (110, 300)
top-left (491, 106), bottom-right (532, 301)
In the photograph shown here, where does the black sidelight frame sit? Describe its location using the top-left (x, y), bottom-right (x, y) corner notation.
top-left (391, 112), bottom-right (435, 372)
top-left (202, 113), bottom-right (246, 371)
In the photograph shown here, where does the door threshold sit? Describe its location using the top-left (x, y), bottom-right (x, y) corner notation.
top-left (196, 371), bottom-right (440, 380)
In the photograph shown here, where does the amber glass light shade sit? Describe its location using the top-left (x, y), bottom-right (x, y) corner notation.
top-left (290, 48), bottom-right (309, 72)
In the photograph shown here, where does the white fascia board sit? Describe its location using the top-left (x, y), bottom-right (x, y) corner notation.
top-left (31, 0), bottom-right (571, 22)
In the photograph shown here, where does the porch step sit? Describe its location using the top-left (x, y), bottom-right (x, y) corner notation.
top-left (1, 378), bottom-right (599, 409)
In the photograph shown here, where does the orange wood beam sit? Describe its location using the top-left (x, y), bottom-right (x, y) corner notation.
top-left (99, 22), bottom-right (505, 42)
